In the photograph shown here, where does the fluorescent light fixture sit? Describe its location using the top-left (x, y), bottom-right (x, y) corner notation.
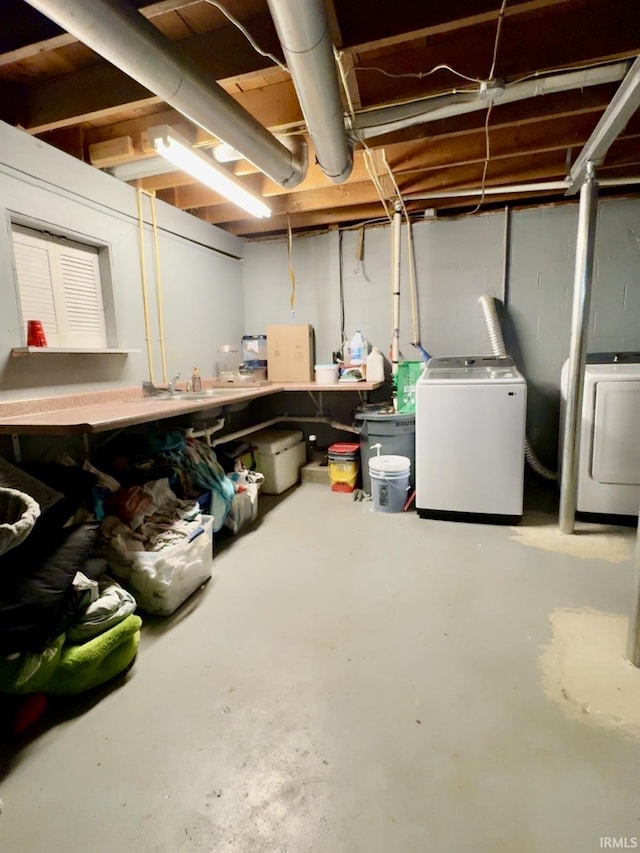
top-left (148, 125), bottom-right (271, 218)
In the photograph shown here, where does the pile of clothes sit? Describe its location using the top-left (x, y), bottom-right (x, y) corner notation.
top-left (0, 425), bottom-right (258, 731)
top-left (93, 428), bottom-right (234, 529)
top-left (0, 457), bottom-right (142, 730)
top-left (97, 476), bottom-right (213, 615)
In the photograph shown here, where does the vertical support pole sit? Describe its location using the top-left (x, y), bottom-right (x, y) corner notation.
top-left (390, 203), bottom-right (402, 382)
top-left (559, 163), bottom-right (599, 534)
top-left (626, 514), bottom-right (640, 666)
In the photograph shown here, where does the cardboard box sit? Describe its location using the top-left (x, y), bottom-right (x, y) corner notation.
top-left (266, 324), bottom-right (315, 382)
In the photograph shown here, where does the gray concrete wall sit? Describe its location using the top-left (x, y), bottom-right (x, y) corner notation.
top-left (242, 198), bottom-right (640, 467)
top-left (242, 231), bottom-right (340, 363)
top-left (0, 121), bottom-right (244, 400)
top-left (4, 112), bottom-right (638, 471)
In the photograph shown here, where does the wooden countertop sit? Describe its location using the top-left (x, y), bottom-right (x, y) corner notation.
top-left (0, 381), bottom-right (384, 435)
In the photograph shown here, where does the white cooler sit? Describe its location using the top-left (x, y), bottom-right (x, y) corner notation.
top-left (250, 429), bottom-right (306, 494)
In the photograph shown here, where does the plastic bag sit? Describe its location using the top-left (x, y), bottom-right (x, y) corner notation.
top-left (224, 463), bottom-right (264, 534)
top-left (395, 361), bottom-right (424, 413)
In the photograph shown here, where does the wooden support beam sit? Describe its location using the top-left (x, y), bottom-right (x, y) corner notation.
top-left (336, 0), bottom-right (579, 54)
top-left (38, 125), bottom-right (86, 161)
top-left (0, 1), bottom-right (211, 66)
top-left (363, 84), bottom-right (618, 148)
top-left (221, 203), bottom-right (390, 237)
top-left (336, 49), bottom-right (362, 112)
top-left (184, 147), bottom-right (585, 227)
top-left (353, 0), bottom-right (640, 108)
top-left (89, 136), bottom-right (135, 168)
top-left (154, 111), bottom-right (622, 216)
top-left (19, 15), bottom-right (285, 134)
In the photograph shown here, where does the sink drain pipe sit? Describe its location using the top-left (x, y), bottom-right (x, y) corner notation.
top-left (478, 294), bottom-right (558, 481)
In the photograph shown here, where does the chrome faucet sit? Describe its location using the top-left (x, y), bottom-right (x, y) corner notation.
top-left (142, 372), bottom-right (181, 396)
top-left (167, 373), bottom-right (181, 394)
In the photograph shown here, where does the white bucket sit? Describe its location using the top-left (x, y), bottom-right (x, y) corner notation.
top-left (368, 454), bottom-right (411, 513)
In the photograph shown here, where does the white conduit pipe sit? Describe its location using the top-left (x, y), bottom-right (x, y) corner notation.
top-left (391, 206), bottom-right (402, 378)
top-left (136, 188), bottom-right (155, 384)
top-left (478, 294), bottom-right (558, 481)
top-left (211, 416), bottom-right (356, 447)
top-left (149, 191), bottom-right (168, 385)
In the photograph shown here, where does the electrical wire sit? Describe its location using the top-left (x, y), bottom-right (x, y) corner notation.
top-left (461, 100), bottom-right (495, 217)
top-left (338, 38), bottom-right (429, 355)
top-left (462, 0), bottom-right (508, 217)
top-left (287, 215), bottom-right (296, 317)
top-left (203, 0), bottom-right (288, 72)
top-left (352, 63), bottom-right (485, 85)
top-left (363, 150), bottom-right (394, 220)
top-left (489, 0), bottom-right (508, 80)
top-left (335, 47), bottom-right (394, 221)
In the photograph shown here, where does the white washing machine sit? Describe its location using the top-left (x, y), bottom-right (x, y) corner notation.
top-left (560, 352), bottom-right (640, 517)
top-left (415, 355), bottom-right (527, 522)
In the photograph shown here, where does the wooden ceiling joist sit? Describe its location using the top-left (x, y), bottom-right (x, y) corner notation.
top-left (354, 0), bottom-right (640, 108)
top-left (16, 14), bottom-right (283, 133)
top-left (0, 0), bottom-right (638, 236)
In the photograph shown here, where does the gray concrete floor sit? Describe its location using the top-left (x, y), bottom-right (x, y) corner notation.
top-left (1, 481), bottom-right (639, 852)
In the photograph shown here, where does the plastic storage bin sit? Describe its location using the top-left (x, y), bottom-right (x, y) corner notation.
top-left (250, 429), bottom-right (306, 494)
top-left (242, 334), bottom-right (268, 363)
top-left (218, 345), bottom-right (241, 381)
top-left (328, 442), bottom-right (360, 492)
top-left (107, 514), bottom-right (214, 616)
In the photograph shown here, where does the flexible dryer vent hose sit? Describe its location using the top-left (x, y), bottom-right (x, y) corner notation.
top-left (478, 295), bottom-right (558, 481)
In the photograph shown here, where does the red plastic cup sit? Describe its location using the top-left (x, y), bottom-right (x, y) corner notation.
top-left (27, 320), bottom-right (47, 347)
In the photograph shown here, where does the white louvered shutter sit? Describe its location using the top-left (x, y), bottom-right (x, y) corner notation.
top-left (55, 240), bottom-right (106, 348)
top-left (12, 225), bottom-right (60, 346)
top-left (12, 224), bottom-right (107, 348)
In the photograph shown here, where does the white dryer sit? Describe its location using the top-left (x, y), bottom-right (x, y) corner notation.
top-left (415, 355), bottom-right (527, 522)
top-left (560, 352), bottom-right (640, 517)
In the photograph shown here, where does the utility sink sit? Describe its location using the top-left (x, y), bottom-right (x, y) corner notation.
top-left (168, 389), bottom-right (238, 400)
top-left (127, 389), bottom-right (242, 402)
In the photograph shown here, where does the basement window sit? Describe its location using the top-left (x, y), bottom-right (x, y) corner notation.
top-left (11, 223), bottom-right (109, 349)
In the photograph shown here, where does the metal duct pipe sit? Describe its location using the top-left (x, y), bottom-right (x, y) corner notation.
top-left (24, 0), bottom-right (307, 188)
top-left (352, 62), bottom-right (629, 141)
top-left (266, 0), bottom-right (352, 183)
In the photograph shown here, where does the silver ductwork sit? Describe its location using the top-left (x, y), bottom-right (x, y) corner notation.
top-left (24, 0), bottom-right (308, 188)
top-left (266, 0), bottom-right (353, 183)
top-left (351, 61), bottom-right (629, 141)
